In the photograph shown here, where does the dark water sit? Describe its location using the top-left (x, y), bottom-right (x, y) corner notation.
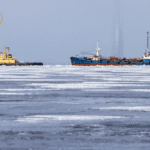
top-left (1, 65), bottom-right (150, 150)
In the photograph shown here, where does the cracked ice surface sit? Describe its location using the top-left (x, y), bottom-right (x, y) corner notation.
top-left (0, 65), bottom-right (150, 149)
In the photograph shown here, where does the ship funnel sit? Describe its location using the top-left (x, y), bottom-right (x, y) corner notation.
top-left (7, 47), bottom-right (9, 54)
top-left (96, 40), bottom-right (101, 56)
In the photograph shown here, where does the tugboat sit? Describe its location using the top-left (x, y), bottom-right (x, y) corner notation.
top-left (70, 32), bottom-right (150, 66)
top-left (0, 44), bottom-right (43, 66)
top-left (0, 13), bottom-right (43, 66)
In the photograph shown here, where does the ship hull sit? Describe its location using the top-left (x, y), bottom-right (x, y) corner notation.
top-left (70, 57), bottom-right (145, 66)
top-left (71, 63), bottom-right (143, 66)
top-left (143, 59), bottom-right (150, 64)
top-left (72, 63), bottom-right (120, 66)
top-left (0, 62), bottom-right (43, 66)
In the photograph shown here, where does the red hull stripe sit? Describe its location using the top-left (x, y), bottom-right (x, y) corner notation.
top-left (71, 63), bottom-right (139, 66)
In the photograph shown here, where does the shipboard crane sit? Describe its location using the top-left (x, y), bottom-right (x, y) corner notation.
top-left (96, 40), bottom-right (101, 56)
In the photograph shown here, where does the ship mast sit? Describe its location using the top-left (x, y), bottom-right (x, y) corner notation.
top-left (147, 31), bottom-right (149, 53)
top-left (4, 42), bottom-right (5, 54)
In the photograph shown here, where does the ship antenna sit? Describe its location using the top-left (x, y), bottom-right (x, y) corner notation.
top-left (147, 31), bottom-right (149, 53)
top-left (96, 40), bottom-right (101, 56)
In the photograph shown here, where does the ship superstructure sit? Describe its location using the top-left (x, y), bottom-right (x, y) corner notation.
top-left (70, 32), bottom-right (150, 66)
top-left (143, 32), bottom-right (150, 65)
top-left (0, 44), bottom-right (16, 64)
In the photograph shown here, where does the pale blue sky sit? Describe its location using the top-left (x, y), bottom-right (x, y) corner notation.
top-left (0, 0), bottom-right (150, 64)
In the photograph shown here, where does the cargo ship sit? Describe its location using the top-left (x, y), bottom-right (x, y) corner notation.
top-left (70, 32), bottom-right (150, 66)
top-left (0, 44), bottom-right (43, 66)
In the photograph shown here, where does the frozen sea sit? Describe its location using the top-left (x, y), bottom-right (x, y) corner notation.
top-left (1, 65), bottom-right (150, 150)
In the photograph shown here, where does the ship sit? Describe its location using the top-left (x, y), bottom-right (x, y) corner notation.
top-left (70, 32), bottom-right (150, 66)
top-left (0, 14), bottom-right (42, 66)
top-left (0, 44), bottom-right (43, 66)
